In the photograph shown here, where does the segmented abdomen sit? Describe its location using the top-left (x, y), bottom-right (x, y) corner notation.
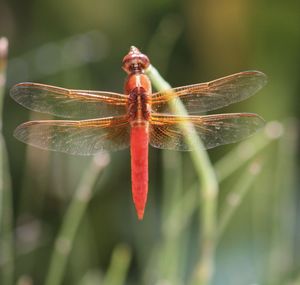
top-left (130, 122), bottom-right (149, 220)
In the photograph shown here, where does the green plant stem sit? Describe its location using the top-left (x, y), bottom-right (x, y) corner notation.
top-left (0, 136), bottom-right (14, 285)
top-left (267, 121), bottom-right (297, 284)
top-left (146, 65), bottom-right (218, 285)
top-left (101, 244), bottom-right (132, 285)
top-left (0, 37), bottom-right (14, 285)
top-left (45, 153), bottom-right (110, 285)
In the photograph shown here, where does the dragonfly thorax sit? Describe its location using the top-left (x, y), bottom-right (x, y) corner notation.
top-left (128, 88), bottom-right (150, 122)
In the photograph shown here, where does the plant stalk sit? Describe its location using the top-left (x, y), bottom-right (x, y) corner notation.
top-left (45, 153), bottom-right (110, 285)
top-left (0, 37), bottom-right (14, 285)
top-left (146, 65), bottom-right (218, 285)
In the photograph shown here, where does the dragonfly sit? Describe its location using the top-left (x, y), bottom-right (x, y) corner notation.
top-left (10, 46), bottom-right (267, 220)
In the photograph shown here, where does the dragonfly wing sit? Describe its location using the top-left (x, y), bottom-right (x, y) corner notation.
top-left (150, 113), bottom-right (265, 150)
top-left (14, 116), bottom-right (130, 155)
top-left (10, 82), bottom-right (128, 119)
top-left (151, 71), bottom-right (267, 114)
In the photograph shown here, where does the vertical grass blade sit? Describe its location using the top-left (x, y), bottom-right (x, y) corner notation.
top-left (45, 153), bottom-right (110, 285)
top-left (101, 244), bottom-right (131, 285)
top-left (146, 65), bottom-right (218, 285)
top-left (267, 121), bottom-right (297, 284)
top-left (0, 37), bottom-right (15, 285)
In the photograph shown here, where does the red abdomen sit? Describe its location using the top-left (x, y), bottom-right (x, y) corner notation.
top-left (130, 123), bottom-right (149, 220)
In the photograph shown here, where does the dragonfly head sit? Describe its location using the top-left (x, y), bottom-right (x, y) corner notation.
top-left (122, 46), bottom-right (150, 74)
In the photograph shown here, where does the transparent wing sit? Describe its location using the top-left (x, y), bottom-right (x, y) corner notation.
top-left (14, 116), bottom-right (130, 155)
top-left (150, 113), bottom-right (264, 150)
top-left (151, 71), bottom-right (267, 114)
top-left (10, 82), bottom-right (128, 119)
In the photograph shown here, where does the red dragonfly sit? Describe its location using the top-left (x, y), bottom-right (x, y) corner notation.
top-left (11, 46), bottom-right (266, 220)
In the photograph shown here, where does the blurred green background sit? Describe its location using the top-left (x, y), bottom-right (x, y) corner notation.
top-left (0, 0), bottom-right (299, 285)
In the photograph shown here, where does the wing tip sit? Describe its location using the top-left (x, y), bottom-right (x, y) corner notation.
top-left (13, 123), bottom-right (28, 143)
top-left (239, 112), bottom-right (265, 128)
top-left (244, 70), bottom-right (268, 88)
top-left (10, 82), bottom-right (33, 99)
top-left (9, 84), bottom-right (19, 99)
top-left (241, 114), bottom-right (266, 139)
top-left (254, 114), bottom-right (266, 130)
